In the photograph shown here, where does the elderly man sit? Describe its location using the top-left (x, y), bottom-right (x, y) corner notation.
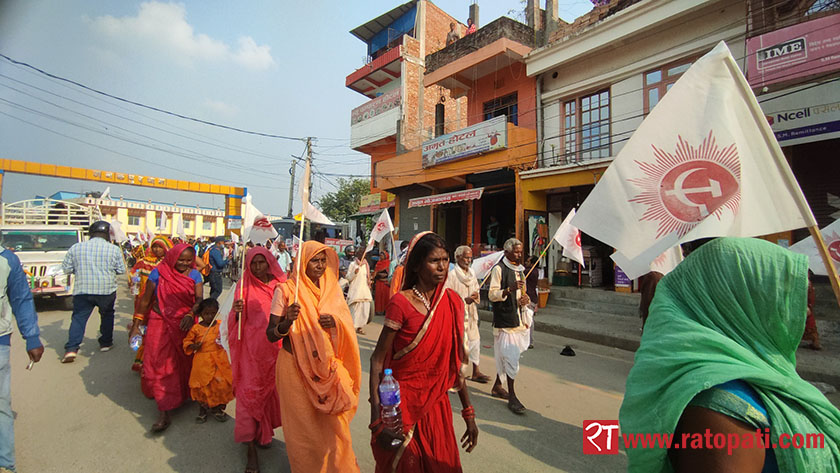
top-left (274, 240), bottom-right (292, 274)
top-left (444, 245), bottom-right (490, 383)
top-left (346, 246), bottom-right (372, 334)
top-left (488, 237), bottom-right (530, 414)
top-left (61, 221), bottom-right (126, 363)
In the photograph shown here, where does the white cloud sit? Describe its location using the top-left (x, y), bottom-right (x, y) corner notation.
top-left (203, 99), bottom-right (238, 118)
top-left (88, 2), bottom-right (275, 70)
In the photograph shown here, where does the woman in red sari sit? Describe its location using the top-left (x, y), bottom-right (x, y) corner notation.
top-left (229, 247), bottom-right (286, 473)
top-left (129, 236), bottom-right (173, 372)
top-left (369, 232), bottom-right (478, 472)
top-left (130, 243), bottom-right (203, 432)
top-left (374, 250), bottom-right (391, 315)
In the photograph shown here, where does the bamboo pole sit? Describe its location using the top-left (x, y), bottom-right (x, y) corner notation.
top-left (237, 250), bottom-right (246, 340)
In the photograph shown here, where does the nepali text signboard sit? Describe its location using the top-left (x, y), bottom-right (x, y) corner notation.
top-left (421, 116), bottom-right (507, 168)
top-left (407, 188), bottom-right (484, 208)
top-left (351, 89), bottom-right (401, 125)
top-left (359, 193), bottom-right (381, 213)
top-left (746, 13), bottom-right (840, 88)
top-left (761, 80), bottom-right (840, 146)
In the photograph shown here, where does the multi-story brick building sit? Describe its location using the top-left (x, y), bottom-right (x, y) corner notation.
top-left (348, 1), bottom-right (538, 253)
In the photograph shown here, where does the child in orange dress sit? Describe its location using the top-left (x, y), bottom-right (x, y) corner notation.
top-left (183, 298), bottom-right (234, 423)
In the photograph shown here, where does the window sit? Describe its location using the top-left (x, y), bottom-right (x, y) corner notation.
top-left (483, 93), bottom-right (518, 125)
top-left (203, 221), bottom-right (213, 231)
top-left (127, 215), bottom-right (140, 226)
top-left (559, 89), bottom-right (610, 163)
top-left (644, 60), bottom-right (692, 114)
top-left (183, 220), bottom-right (192, 229)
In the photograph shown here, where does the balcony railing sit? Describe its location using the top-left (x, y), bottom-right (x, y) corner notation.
top-left (345, 45), bottom-right (402, 88)
top-left (351, 89), bottom-right (401, 125)
top-left (425, 17), bottom-right (535, 75)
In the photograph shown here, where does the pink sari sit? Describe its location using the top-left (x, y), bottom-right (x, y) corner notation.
top-left (142, 243), bottom-right (198, 411)
top-left (228, 247), bottom-right (286, 444)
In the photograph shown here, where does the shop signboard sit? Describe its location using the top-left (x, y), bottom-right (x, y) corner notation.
top-left (421, 116), bottom-right (507, 168)
top-left (614, 266), bottom-right (631, 287)
top-left (359, 193), bottom-right (382, 213)
top-left (760, 80), bottom-right (840, 146)
top-left (746, 13), bottom-right (840, 88)
top-left (407, 188), bottom-right (484, 208)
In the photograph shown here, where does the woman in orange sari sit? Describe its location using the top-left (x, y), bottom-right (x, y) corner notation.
top-left (369, 232), bottom-right (478, 472)
top-left (267, 241), bottom-right (362, 473)
top-left (230, 247), bottom-right (286, 473)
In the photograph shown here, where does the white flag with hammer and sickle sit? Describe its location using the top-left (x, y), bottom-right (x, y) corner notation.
top-left (571, 41), bottom-right (814, 279)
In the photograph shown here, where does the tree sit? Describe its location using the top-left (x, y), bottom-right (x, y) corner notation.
top-left (317, 178), bottom-right (371, 222)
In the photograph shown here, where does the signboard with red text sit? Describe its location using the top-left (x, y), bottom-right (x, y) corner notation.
top-left (421, 115), bottom-right (507, 168)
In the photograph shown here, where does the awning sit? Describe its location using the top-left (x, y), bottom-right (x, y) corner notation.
top-left (408, 188), bottom-right (484, 208)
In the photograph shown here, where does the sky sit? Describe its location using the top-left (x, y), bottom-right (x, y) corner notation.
top-left (0, 0), bottom-right (593, 217)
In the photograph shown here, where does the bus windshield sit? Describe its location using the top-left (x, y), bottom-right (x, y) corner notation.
top-left (0, 230), bottom-right (79, 252)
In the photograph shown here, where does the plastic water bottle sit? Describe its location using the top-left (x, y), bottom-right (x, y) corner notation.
top-left (129, 326), bottom-right (145, 352)
top-left (130, 275), bottom-right (141, 296)
top-left (379, 368), bottom-right (403, 446)
top-left (129, 334), bottom-right (142, 351)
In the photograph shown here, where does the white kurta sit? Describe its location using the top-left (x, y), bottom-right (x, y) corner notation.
top-left (346, 259), bottom-right (372, 329)
top-left (488, 260), bottom-right (530, 383)
top-left (444, 265), bottom-right (481, 365)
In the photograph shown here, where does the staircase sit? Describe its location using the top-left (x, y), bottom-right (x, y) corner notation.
top-left (548, 286), bottom-right (640, 317)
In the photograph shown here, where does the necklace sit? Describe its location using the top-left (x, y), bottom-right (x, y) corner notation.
top-left (412, 286), bottom-right (431, 312)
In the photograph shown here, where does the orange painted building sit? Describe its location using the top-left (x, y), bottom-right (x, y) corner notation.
top-left (348, 4), bottom-right (538, 251)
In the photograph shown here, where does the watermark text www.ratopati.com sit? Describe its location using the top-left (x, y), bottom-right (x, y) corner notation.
top-left (582, 420), bottom-right (825, 455)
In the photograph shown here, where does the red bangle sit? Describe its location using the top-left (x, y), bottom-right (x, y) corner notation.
top-left (461, 406), bottom-right (475, 420)
top-left (368, 419), bottom-right (384, 436)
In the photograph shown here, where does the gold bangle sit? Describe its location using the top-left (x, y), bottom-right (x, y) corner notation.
top-left (274, 324), bottom-right (289, 338)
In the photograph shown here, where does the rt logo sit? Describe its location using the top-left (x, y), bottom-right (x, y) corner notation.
top-left (583, 420), bottom-right (619, 454)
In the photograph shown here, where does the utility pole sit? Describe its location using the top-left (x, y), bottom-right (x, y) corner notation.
top-left (286, 158), bottom-right (296, 218)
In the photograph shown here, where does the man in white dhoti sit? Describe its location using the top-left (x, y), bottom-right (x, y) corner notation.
top-left (488, 238), bottom-right (530, 414)
top-left (346, 246), bottom-right (372, 334)
top-left (444, 245), bottom-right (491, 383)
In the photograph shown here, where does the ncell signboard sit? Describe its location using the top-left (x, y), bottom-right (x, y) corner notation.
top-left (761, 80), bottom-right (840, 146)
top-left (421, 116), bottom-right (507, 168)
top-left (746, 13), bottom-right (840, 88)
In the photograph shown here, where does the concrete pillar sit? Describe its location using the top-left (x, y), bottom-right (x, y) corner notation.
top-left (469, 3), bottom-right (479, 28)
top-left (545, 0), bottom-right (559, 37)
top-left (526, 0), bottom-right (542, 31)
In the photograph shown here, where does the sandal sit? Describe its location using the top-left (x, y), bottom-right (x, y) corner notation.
top-left (508, 401), bottom-right (526, 415)
top-left (213, 407), bottom-right (228, 422)
top-left (491, 387), bottom-right (509, 400)
top-left (196, 409), bottom-right (208, 424)
top-left (151, 419), bottom-right (171, 433)
top-left (470, 374), bottom-right (491, 384)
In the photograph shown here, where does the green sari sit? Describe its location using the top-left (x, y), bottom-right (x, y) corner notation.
top-left (620, 237), bottom-right (840, 472)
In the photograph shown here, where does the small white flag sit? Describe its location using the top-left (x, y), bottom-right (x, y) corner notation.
top-left (174, 213), bottom-right (187, 241)
top-left (159, 212), bottom-right (168, 233)
top-left (109, 218), bottom-right (128, 244)
top-left (242, 195), bottom-right (278, 244)
top-left (230, 232), bottom-right (240, 244)
top-left (471, 251), bottom-right (504, 281)
top-left (366, 210), bottom-right (394, 252)
top-left (790, 219), bottom-right (840, 276)
top-left (100, 186), bottom-right (111, 201)
top-left (553, 209), bottom-right (585, 267)
top-left (144, 217), bottom-right (156, 244)
top-left (304, 203), bottom-right (334, 225)
top-left (572, 41), bottom-right (813, 279)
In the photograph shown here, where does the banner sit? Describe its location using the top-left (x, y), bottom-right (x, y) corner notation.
top-left (421, 116), bottom-right (507, 168)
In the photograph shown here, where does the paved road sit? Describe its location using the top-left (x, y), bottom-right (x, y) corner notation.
top-left (11, 288), bottom-right (837, 472)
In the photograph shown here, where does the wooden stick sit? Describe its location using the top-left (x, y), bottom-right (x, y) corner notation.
top-left (524, 245), bottom-right (551, 280)
top-left (808, 225), bottom-right (840, 309)
top-left (237, 250), bottom-right (246, 340)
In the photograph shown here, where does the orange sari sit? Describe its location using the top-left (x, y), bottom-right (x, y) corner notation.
top-left (271, 241), bottom-right (361, 473)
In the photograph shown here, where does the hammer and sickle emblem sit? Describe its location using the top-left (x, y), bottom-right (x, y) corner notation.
top-left (664, 168), bottom-right (722, 217)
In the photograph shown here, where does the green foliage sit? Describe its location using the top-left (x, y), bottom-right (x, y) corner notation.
top-left (316, 178), bottom-right (371, 222)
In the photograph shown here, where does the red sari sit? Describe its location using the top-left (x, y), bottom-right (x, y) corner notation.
top-left (372, 286), bottom-right (465, 472)
top-left (228, 247), bottom-right (285, 445)
top-left (374, 255), bottom-right (391, 313)
top-left (142, 243), bottom-right (198, 411)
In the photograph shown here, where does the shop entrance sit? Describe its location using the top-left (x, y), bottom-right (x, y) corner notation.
top-left (436, 204), bottom-right (465, 254)
top-left (481, 188), bottom-right (516, 250)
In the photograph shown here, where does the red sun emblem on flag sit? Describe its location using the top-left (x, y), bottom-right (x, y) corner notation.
top-left (254, 217), bottom-right (272, 229)
top-left (375, 222), bottom-right (386, 232)
top-left (628, 131), bottom-right (741, 238)
top-left (574, 232), bottom-right (582, 248)
top-left (827, 233), bottom-right (840, 263)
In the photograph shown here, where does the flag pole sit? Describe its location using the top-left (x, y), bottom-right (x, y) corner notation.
top-left (723, 54), bottom-right (840, 308)
top-left (293, 138), bottom-right (312, 305)
top-left (524, 243), bottom-right (551, 280)
top-left (237, 248), bottom-right (246, 340)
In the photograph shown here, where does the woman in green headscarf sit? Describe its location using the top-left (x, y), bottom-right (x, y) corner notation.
top-left (620, 237), bottom-right (840, 472)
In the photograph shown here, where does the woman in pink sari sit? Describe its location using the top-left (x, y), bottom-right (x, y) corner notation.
top-left (229, 247), bottom-right (286, 473)
top-left (131, 243), bottom-right (203, 432)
